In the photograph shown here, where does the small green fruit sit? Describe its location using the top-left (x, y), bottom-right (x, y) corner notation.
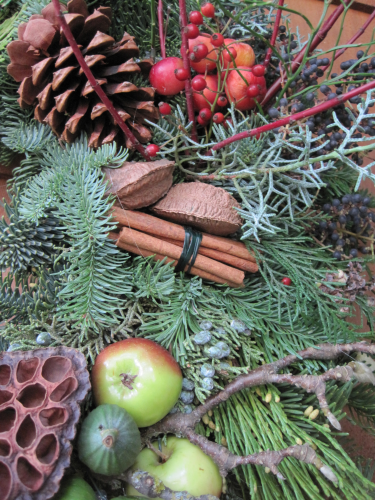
top-left (78, 404), bottom-right (141, 475)
top-left (54, 477), bottom-right (96, 500)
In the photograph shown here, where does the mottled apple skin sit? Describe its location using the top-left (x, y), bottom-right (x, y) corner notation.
top-left (225, 66), bottom-right (266, 111)
top-left (193, 74), bottom-right (219, 111)
top-left (126, 437), bottom-right (223, 498)
top-left (92, 338), bottom-right (182, 427)
top-left (187, 35), bottom-right (218, 73)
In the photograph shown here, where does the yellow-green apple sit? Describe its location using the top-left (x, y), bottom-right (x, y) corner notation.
top-left (225, 66), bottom-right (266, 111)
top-left (126, 437), bottom-right (222, 498)
top-left (92, 339), bottom-right (182, 427)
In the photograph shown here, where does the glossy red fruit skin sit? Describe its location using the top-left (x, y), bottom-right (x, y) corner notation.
top-left (201, 2), bottom-right (215, 17)
top-left (193, 74), bottom-right (219, 111)
top-left (150, 57), bottom-right (186, 95)
top-left (246, 84), bottom-right (260, 98)
top-left (158, 102), bottom-right (172, 115)
top-left (221, 38), bottom-right (255, 69)
top-left (145, 144), bottom-right (160, 157)
top-left (213, 112), bottom-right (225, 124)
top-left (225, 66), bottom-right (266, 111)
top-left (189, 10), bottom-right (204, 25)
top-left (210, 33), bottom-right (224, 47)
top-left (193, 43), bottom-right (209, 60)
top-left (189, 52), bottom-right (201, 63)
top-left (197, 115), bottom-right (209, 126)
top-left (185, 23), bottom-right (200, 39)
top-left (217, 96), bottom-right (228, 107)
top-left (281, 277), bottom-right (292, 286)
top-left (187, 35), bottom-right (217, 73)
top-left (192, 75), bottom-right (207, 91)
top-left (223, 46), bottom-right (237, 62)
top-left (252, 64), bottom-right (266, 77)
top-left (199, 108), bottom-right (212, 121)
top-left (174, 68), bottom-right (189, 81)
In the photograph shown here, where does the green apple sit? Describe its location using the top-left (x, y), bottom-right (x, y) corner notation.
top-left (54, 477), bottom-right (96, 500)
top-left (126, 437), bottom-right (222, 498)
top-left (92, 338), bottom-right (182, 427)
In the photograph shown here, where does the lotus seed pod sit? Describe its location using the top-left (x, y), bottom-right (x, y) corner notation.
top-left (201, 363), bottom-right (215, 378)
top-left (304, 406), bottom-right (314, 417)
top-left (201, 377), bottom-right (214, 390)
top-left (182, 378), bottom-right (195, 391)
top-left (205, 342), bottom-right (230, 359)
top-left (309, 409), bottom-right (320, 420)
top-left (36, 331), bottom-right (52, 346)
top-left (180, 390), bottom-right (194, 404)
top-left (230, 319), bottom-right (247, 332)
top-left (193, 330), bottom-right (212, 345)
top-left (199, 321), bottom-right (213, 330)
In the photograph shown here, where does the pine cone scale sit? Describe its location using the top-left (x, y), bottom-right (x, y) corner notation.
top-left (52, 66), bottom-right (77, 91)
top-left (67, 0), bottom-right (89, 18)
top-left (32, 57), bottom-right (55, 86)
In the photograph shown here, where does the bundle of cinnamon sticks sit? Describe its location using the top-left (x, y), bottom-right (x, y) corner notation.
top-left (110, 207), bottom-right (258, 288)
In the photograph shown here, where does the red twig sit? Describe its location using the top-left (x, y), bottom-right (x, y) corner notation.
top-left (179, 0), bottom-right (198, 142)
top-left (210, 78), bottom-right (375, 153)
top-left (263, 0), bottom-right (284, 69)
top-left (158, 0), bottom-right (166, 59)
top-left (51, 0), bottom-right (151, 159)
top-left (261, 0), bottom-right (352, 107)
top-left (322, 8), bottom-right (375, 72)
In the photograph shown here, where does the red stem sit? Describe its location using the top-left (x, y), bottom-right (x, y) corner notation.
top-left (263, 0), bottom-right (284, 69)
top-left (51, 0), bottom-right (150, 159)
top-left (261, 0), bottom-right (352, 107)
top-left (179, 0), bottom-right (198, 142)
top-left (158, 0), bottom-right (166, 58)
top-left (210, 78), bottom-right (375, 153)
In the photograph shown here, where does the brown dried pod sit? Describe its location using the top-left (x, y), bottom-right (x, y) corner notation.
top-left (152, 182), bottom-right (243, 236)
top-left (6, 0), bottom-right (159, 149)
top-left (103, 159), bottom-right (175, 209)
top-left (0, 346), bottom-right (90, 500)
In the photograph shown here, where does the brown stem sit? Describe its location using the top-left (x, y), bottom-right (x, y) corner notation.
top-left (179, 0), bottom-right (198, 142)
top-left (210, 77), bottom-right (375, 154)
top-left (261, 0), bottom-right (352, 106)
top-left (51, 0), bottom-right (150, 159)
top-left (263, 0), bottom-right (285, 69)
top-left (158, 0), bottom-right (167, 58)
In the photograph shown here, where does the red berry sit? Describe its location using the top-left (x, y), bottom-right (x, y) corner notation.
top-left (174, 68), bottom-right (189, 81)
top-left (201, 2), bottom-right (215, 18)
top-left (189, 52), bottom-right (201, 63)
top-left (210, 32), bottom-right (224, 47)
top-left (192, 75), bottom-right (207, 91)
top-left (281, 277), bottom-right (292, 286)
top-left (150, 57), bottom-right (186, 95)
top-left (193, 43), bottom-right (209, 60)
top-left (213, 112), bottom-right (224, 124)
top-left (223, 46), bottom-right (237, 62)
top-left (185, 24), bottom-right (200, 39)
top-left (158, 102), bottom-right (172, 115)
top-left (197, 115), bottom-right (209, 126)
top-left (146, 144), bottom-right (160, 157)
top-left (199, 108), bottom-right (212, 121)
top-left (246, 84), bottom-right (259, 98)
top-left (217, 96), bottom-right (228, 107)
top-left (252, 64), bottom-right (266, 77)
top-left (189, 10), bottom-right (203, 25)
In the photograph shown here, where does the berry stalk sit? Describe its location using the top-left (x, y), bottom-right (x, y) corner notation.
top-left (179, 0), bottom-right (198, 142)
top-left (210, 78), bottom-right (375, 153)
top-left (261, 0), bottom-right (352, 106)
top-left (51, 0), bottom-right (151, 160)
top-left (263, 0), bottom-right (284, 69)
top-left (158, 0), bottom-right (167, 58)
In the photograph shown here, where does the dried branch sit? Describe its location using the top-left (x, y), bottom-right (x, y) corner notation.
top-left (158, 0), bottom-right (167, 58)
top-left (263, 0), bottom-right (284, 68)
top-left (51, 0), bottom-right (150, 159)
top-left (209, 78), bottom-right (375, 153)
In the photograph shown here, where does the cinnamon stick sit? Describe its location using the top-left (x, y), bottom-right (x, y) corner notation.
top-left (118, 226), bottom-right (245, 286)
top-left (160, 236), bottom-right (258, 273)
top-left (116, 239), bottom-right (242, 288)
top-left (111, 207), bottom-right (256, 262)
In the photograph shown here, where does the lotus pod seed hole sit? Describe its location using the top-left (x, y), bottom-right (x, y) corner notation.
top-left (120, 372), bottom-right (137, 390)
top-left (0, 390), bottom-right (12, 407)
top-left (17, 457), bottom-right (43, 491)
top-left (16, 415), bottom-right (37, 449)
top-left (36, 434), bottom-right (59, 464)
top-left (17, 383), bottom-right (46, 408)
top-left (0, 408), bottom-right (16, 433)
top-left (0, 461), bottom-right (11, 499)
top-left (16, 358), bottom-right (40, 384)
top-left (39, 407), bottom-right (68, 427)
top-left (42, 357), bottom-right (71, 383)
top-left (0, 365), bottom-right (11, 386)
top-left (0, 440), bottom-right (10, 457)
top-left (50, 377), bottom-right (78, 402)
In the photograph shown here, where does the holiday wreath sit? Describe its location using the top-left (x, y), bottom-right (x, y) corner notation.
top-left (1, 0), bottom-right (375, 498)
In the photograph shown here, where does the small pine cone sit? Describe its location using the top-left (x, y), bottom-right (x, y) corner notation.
top-left (6, 0), bottom-right (159, 148)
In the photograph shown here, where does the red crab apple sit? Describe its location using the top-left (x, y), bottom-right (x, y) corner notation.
top-left (221, 39), bottom-right (256, 69)
top-left (92, 338), bottom-right (182, 427)
top-left (193, 74), bottom-right (219, 111)
top-left (149, 57), bottom-right (186, 95)
top-left (186, 35), bottom-right (218, 73)
top-left (126, 437), bottom-right (223, 498)
top-left (225, 66), bottom-right (266, 111)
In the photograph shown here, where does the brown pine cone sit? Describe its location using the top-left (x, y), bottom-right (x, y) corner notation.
top-left (6, 0), bottom-right (159, 149)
